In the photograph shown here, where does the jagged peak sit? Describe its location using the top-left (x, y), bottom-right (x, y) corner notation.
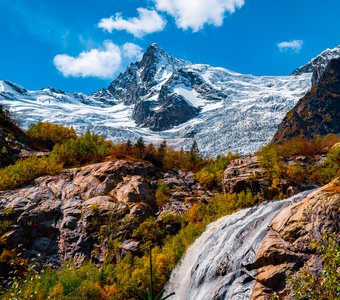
top-left (139, 43), bottom-right (189, 70)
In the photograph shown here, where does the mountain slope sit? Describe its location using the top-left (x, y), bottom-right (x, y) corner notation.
top-left (1, 44), bottom-right (313, 156)
top-left (273, 58), bottom-right (340, 143)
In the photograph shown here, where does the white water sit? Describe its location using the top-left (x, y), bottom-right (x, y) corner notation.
top-left (165, 190), bottom-right (312, 300)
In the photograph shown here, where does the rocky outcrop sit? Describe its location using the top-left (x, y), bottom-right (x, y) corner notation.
top-left (0, 160), bottom-right (210, 270)
top-left (250, 178), bottom-right (340, 299)
top-left (93, 44), bottom-right (227, 131)
top-left (273, 58), bottom-right (340, 144)
top-left (222, 156), bottom-right (318, 199)
top-left (222, 156), bottom-right (272, 198)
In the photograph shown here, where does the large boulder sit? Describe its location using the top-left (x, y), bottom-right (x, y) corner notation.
top-left (110, 175), bottom-right (155, 206)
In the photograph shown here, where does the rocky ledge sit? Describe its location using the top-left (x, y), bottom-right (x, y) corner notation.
top-left (0, 160), bottom-right (210, 270)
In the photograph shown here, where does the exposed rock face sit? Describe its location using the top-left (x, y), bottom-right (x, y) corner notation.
top-left (250, 178), bottom-right (340, 299)
top-left (93, 43), bottom-right (204, 131)
top-left (292, 45), bottom-right (340, 84)
top-left (0, 160), bottom-right (210, 270)
top-left (273, 58), bottom-right (340, 144)
top-left (222, 156), bottom-right (269, 195)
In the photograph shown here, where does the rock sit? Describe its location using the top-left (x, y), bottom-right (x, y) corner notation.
top-left (250, 178), bottom-right (340, 299)
top-left (0, 160), bottom-right (159, 268)
top-left (0, 157), bottom-right (211, 269)
top-left (0, 105), bottom-right (35, 167)
top-left (120, 239), bottom-right (140, 254)
top-left (222, 156), bottom-right (270, 197)
top-left (110, 176), bottom-right (155, 206)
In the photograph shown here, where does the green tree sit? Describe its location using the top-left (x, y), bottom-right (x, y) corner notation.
top-left (135, 137), bottom-right (146, 158)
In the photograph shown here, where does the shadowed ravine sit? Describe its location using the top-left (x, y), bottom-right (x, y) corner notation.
top-left (165, 190), bottom-right (313, 300)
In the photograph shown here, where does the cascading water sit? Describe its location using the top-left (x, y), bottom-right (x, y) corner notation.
top-left (165, 190), bottom-right (312, 300)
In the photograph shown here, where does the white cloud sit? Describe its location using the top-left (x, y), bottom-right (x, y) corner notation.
top-left (53, 41), bottom-right (143, 79)
top-left (154, 0), bottom-right (244, 31)
top-left (277, 40), bottom-right (304, 53)
top-left (122, 43), bottom-right (143, 60)
top-left (98, 8), bottom-right (166, 38)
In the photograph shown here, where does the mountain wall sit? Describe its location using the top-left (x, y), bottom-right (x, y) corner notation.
top-left (273, 58), bottom-right (340, 144)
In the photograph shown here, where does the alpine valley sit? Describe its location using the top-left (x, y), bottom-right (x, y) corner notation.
top-left (3, 44), bottom-right (339, 156)
top-left (0, 42), bottom-right (339, 300)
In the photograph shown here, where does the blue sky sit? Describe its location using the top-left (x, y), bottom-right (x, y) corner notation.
top-left (0, 0), bottom-right (339, 94)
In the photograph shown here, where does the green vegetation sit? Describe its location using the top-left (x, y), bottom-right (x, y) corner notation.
top-left (0, 130), bottom-right (113, 190)
top-left (288, 235), bottom-right (340, 300)
top-left (155, 182), bottom-right (170, 206)
top-left (257, 134), bottom-right (340, 194)
top-left (51, 131), bottom-right (113, 167)
top-left (1, 191), bottom-right (261, 300)
top-left (0, 155), bottom-right (63, 190)
top-left (27, 121), bottom-right (77, 150)
top-left (196, 152), bottom-right (238, 190)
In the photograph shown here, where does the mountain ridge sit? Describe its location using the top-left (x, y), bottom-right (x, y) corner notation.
top-left (2, 44), bottom-right (339, 156)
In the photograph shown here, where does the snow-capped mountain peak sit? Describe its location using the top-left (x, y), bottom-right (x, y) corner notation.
top-left (292, 44), bottom-right (340, 83)
top-left (0, 80), bottom-right (28, 95)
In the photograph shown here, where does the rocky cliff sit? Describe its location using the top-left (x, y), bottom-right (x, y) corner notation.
top-left (273, 58), bottom-right (340, 144)
top-left (250, 178), bottom-right (340, 299)
top-left (0, 159), bottom-right (209, 270)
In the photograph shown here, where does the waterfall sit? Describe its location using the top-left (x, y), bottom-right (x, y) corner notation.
top-left (165, 190), bottom-right (312, 300)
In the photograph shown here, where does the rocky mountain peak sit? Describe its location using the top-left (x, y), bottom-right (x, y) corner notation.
top-left (292, 45), bottom-right (340, 84)
top-left (138, 43), bottom-right (188, 71)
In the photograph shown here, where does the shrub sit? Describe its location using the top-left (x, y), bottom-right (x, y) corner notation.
top-left (51, 131), bottom-right (113, 166)
top-left (155, 182), bottom-right (170, 206)
top-left (257, 135), bottom-right (340, 191)
top-left (27, 121), bottom-right (77, 150)
top-left (288, 235), bottom-right (340, 300)
top-left (0, 155), bottom-right (62, 190)
top-left (196, 153), bottom-right (237, 189)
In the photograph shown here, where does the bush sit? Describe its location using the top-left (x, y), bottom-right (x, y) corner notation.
top-left (0, 156), bottom-right (62, 190)
top-left (288, 235), bottom-right (340, 300)
top-left (27, 121), bottom-right (77, 150)
top-left (196, 153), bottom-right (237, 189)
top-left (51, 131), bottom-right (113, 166)
top-left (257, 135), bottom-right (340, 191)
top-left (155, 182), bottom-right (170, 206)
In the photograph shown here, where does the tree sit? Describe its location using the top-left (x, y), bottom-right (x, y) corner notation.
top-left (190, 140), bottom-right (199, 155)
top-left (135, 137), bottom-right (146, 158)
